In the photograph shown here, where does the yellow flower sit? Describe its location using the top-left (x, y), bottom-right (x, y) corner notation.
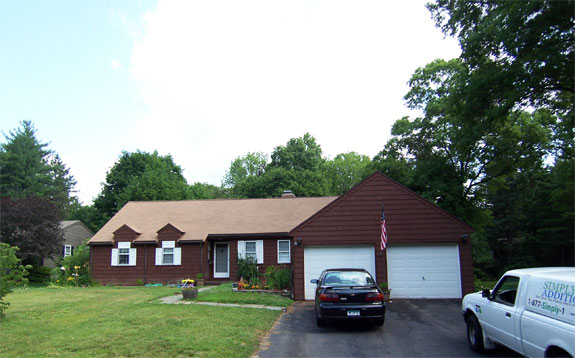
top-left (68, 277), bottom-right (73, 281)
top-left (74, 265), bottom-right (80, 270)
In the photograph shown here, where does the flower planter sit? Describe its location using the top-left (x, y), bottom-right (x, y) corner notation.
top-left (182, 288), bottom-right (198, 299)
top-left (195, 279), bottom-right (205, 287)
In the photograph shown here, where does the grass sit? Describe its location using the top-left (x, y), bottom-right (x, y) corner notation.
top-left (0, 285), bottom-right (284, 357)
top-left (194, 283), bottom-right (293, 308)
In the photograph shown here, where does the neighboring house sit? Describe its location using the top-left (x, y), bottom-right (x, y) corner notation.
top-left (43, 220), bottom-right (94, 268)
top-left (88, 172), bottom-right (474, 300)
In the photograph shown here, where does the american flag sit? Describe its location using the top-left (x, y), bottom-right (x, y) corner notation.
top-left (380, 205), bottom-right (388, 250)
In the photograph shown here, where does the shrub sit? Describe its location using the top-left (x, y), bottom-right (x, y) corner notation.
top-left (52, 241), bottom-right (91, 286)
top-left (27, 265), bottom-right (51, 283)
top-left (237, 257), bottom-right (258, 283)
top-left (265, 265), bottom-right (292, 290)
top-left (0, 243), bottom-right (32, 318)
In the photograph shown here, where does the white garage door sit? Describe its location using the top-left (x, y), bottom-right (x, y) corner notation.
top-left (387, 245), bottom-right (462, 299)
top-left (304, 246), bottom-right (376, 300)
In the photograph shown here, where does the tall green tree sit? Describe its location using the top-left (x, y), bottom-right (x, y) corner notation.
top-left (188, 182), bottom-right (229, 200)
top-left (0, 120), bottom-right (76, 213)
top-left (375, 59), bottom-right (553, 227)
top-left (222, 152), bottom-right (267, 190)
top-left (269, 133), bottom-right (325, 172)
top-left (427, 0), bottom-right (574, 158)
top-left (0, 121), bottom-right (75, 263)
top-left (428, 0), bottom-right (574, 111)
top-left (93, 150), bottom-right (191, 223)
top-left (223, 134), bottom-right (332, 198)
top-left (325, 152), bottom-right (372, 195)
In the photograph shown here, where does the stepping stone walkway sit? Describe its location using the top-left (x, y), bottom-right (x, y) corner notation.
top-left (158, 286), bottom-right (286, 311)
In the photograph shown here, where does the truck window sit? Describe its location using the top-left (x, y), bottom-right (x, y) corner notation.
top-left (493, 275), bottom-right (520, 306)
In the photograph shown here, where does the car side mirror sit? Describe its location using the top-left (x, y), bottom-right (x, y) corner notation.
top-left (311, 279), bottom-right (318, 284)
top-left (482, 289), bottom-right (492, 299)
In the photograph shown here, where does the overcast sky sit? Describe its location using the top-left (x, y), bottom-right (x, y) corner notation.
top-left (0, 0), bottom-right (460, 204)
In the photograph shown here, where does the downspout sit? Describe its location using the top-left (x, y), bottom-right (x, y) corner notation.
top-left (143, 244), bottom-right (148, 283)
top-left (200, 241), bottom-right (203, 276)
top-left (89, 244), bottom-right (93, 277)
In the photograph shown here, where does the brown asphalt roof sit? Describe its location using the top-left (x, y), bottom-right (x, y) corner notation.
top-left (88, 196), bottom-right (337, 244)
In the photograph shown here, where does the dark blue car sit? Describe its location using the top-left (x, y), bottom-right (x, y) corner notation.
top-left (311, 268), bottom-right (386, 327)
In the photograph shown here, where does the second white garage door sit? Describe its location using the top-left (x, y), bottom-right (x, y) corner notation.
top-left (387, 245), bottom-right (462, 299)
top-left (304, 246), bottom-right (376, 300)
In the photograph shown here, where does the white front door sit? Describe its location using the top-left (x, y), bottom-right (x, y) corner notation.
top-left (303, 246), bottom-right (376, 300)
top-left (214, 243), bottom-right (229, 278)
top-left (387, 244), bottom-right (462, 298)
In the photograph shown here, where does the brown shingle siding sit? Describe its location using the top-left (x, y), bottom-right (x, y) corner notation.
top-left (290, 172), bottom-right (474, 300)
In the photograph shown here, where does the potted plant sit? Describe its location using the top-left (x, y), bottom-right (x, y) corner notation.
top-left (195, 273), bottom-right (205, 286)
top-left (181, 279), bottom-right (197, 299)
top-left (380, 282), bottom-right (391, 301)
top-left (182, 286), bottom-right (198, 299)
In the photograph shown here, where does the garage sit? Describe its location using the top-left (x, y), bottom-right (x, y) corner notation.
top-left (303, 246), bottom-right (376, 300)
top-left (289, 172), bottom-right (474, 301)
top-left (386, 245), bottom-right (462, 298)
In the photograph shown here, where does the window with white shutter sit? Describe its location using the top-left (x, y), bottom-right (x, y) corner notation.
top-left (245, 241), bottom-right (257, 261)
top-left (111, 242), bottom-right (137, 266)
top-left (238, 240), bottom-right (264, 264)
top-left (155, 241), bottom-right (181, 266)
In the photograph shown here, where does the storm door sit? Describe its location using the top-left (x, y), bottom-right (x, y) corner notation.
top-left (214, 243), bottom-right (229, 278)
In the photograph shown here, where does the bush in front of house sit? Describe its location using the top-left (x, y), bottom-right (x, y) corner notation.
top-left (0, 243), bottom-right (31, 318)
top-left (27, 265), bottom-right (51, 284)
top-left (237, 257), bottom-right (258, 283)
top-left (265, 265), bottom-right (292, 290)
top-left (51, 241), bottom-right (91, 286)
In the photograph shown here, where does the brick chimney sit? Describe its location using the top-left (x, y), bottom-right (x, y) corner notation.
top-left (281, 190), bottom-right (296, 198)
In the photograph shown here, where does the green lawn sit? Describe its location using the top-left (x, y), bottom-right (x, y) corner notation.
top-left (195, 283), bottom-right (293, 307)
top-left (0, 286), bottom-right (286, 357)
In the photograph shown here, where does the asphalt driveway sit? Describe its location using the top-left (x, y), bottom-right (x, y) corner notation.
top-left (257, 300), bottom-right (518, 357)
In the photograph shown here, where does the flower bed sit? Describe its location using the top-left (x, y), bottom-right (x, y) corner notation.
top-left (232, 282), bottom-right (291, 297)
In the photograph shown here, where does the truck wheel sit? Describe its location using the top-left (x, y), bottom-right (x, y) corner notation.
top-left (467, 315), bottom-right (485, 353)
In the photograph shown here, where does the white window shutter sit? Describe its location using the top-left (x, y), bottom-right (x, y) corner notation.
top-left (111, 249), bottom-right (119, 266)
top-left (129, 248), bottom-right (137, 266)
top-left (174, 247), bottom-right (181, 265)
top-left (237, 241), bottom-right (245, 259)
top-left (256, 240), bottom-right (264, 264)
top-left (155, 248), bottom-right (163, 266)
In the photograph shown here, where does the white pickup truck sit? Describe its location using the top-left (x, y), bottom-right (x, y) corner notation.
top-left (462, 267), bottom-right (575, 357)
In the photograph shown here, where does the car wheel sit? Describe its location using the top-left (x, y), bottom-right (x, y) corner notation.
top-left (467, 315), bottom-right (485, 353)
top-left (374, 318), bottom-right (384, 326)
top-left (316, 316), bottom-right (325, 327)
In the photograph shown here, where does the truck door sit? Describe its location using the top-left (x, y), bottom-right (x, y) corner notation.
top-left (482, 275), bottom-right (521, 352)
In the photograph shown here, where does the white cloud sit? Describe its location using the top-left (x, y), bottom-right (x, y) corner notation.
top-left (110, 59), bottom-right (122, 70)
top-left (128, 0), bottom-right (460, 185)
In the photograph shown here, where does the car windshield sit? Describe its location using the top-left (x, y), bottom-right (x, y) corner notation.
top-left (323, 271), bottom-right (375, 287)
